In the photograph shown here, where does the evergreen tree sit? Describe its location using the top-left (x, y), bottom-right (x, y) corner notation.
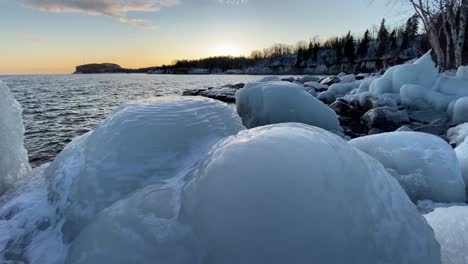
top-left (389, 30), bottom-right (398, 52)
top-left (401, 14), bottom-right (419, 50)
top-left (357, 29), bottom-right (371, 57)
top-left (377, 18), bottom-right (389, 57)
top-left (344, 31), bottom-right (356, 63)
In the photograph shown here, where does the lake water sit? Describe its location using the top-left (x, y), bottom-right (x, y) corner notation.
top-left (1, 74), bottom-right (281, 167)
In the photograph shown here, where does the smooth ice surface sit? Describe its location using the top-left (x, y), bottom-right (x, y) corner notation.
top-left (236, 81), bottom-right (341, 131)
top-left (452, 97), bottom-right (468, 125)
top-left (425, 206), bottom-right (468, 264)
top-left (66, 185), bottom-right (201, 264)
top-left (350, 132), bottom-right (465, 202)
top-left (181, 124), bottom-right (441, 264)
top-left (455, 141), bottom-right (468, 194)
top-left (46, 96), bottom-right (245, 240)
top-left (0, 81), bottom-right (31, 193)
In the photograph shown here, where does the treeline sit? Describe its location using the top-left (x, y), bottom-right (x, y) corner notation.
top-left (166, 15), bottom-right (429, 72)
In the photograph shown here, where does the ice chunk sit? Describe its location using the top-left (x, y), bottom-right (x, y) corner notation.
top-left (447, 123), bottom-right (468, 146)
top-left (350, 132), bottom-right (465, 202)
top-left (328, 82), bottom-right (359, 96)
top-left (425, 206), bottom-right (468, 264)
top-left (456, 66), bottom-right (468, 80)
top-left (236, 81), bottom-right (341, 132)
top-left (400, 84), bottom-right (453, 111)
top-left (66, 185), bottom-right (201, 264)
top-left (0, 81), bottom-right (31, 194)
top-left (455, 140), bottom-right (468, 194)
top-left (46, 97), bottom-right (245, 240)
top-left (370, 50), bottom-right (438, 95)
top-left (339, 74), bottom-right (356, 83)
top-left (180, 124), bottom-right (441, 264)
top-left (452, 97), bottom-right (468, 125)
top-left (304, 81), bottom-right (328, 91)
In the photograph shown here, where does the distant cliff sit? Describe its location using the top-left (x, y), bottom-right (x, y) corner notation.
top-left (74, 63), bottom-right (124, 74)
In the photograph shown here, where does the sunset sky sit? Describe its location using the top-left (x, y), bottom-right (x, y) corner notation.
top-left (0, 0), bottom-right (407, 74)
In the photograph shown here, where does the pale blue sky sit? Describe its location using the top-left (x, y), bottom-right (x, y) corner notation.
top-left (0, 0), bottom-right (409, 74)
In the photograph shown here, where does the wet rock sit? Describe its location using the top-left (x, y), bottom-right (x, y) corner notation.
top-left (409, 110), bottom-right (449, 124)
top-left (182, 83), bottom-right (244, 103)
top-left (362, 107), bottom-right (410, 132)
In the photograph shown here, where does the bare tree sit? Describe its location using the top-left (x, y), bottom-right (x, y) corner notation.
top-left (408, 0), bottom-right (467, 68)
top-left (409, 0), bottom-right (446, 68)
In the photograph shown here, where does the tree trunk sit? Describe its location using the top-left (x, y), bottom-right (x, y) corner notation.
top-left (455, 0), bottom-right (467, 67)
top-left (429, 25), bottom-right (446, 69)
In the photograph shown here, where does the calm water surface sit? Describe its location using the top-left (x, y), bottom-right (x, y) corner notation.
top-left (1, 74), bottom-right (288, 167)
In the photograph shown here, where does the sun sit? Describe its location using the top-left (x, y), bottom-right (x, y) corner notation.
top-left (211, 44), bottom-right (243, 57)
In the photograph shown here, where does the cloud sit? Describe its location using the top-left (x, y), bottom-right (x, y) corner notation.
top-left (18, 0), bottom-right (180, 29)
top-left (16, 33), bottom-right (44, 43)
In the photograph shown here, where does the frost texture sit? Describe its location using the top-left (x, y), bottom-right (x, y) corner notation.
top-left (350, 132), bottom-right (465, 202)
top-left (236, 81), bottom-right (341, 132)
top-left (180, 124), bottom-right (441, 264)
top-left (0, 81), bottom-right (31, 193)
top-left (66, 185), bottom-right (201, 264)
top-left (425, 206), bottom-right (468, 264)
top-left (46, 97), bottom-right (245, 240)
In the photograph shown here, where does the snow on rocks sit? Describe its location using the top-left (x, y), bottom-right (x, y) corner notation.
top-left (350, 132), bottom-right (465, 203)
top-left (447, 123), bottom-right (468, 146)
top-left (46, 97), bottom-right (245, 240)
top-left (339, 74), bottom-right (356, 83)
top-left (180, 124), bottom-right (441, 264)
top-left (236, 81), bottom-right (341, 132)
top-left (425, 206), bottom-right (468, 264)
top-left (304, 81), bottom-right (329, 92)
top-left (0, 81), bottom-right (31, 194)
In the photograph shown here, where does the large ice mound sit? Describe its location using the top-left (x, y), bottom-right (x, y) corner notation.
top-left (350, 132), bottom-right (465, 203)
top-left (66, 184), bottom-right (201, 264)
top-left (236, 81), bottom-right (341, 132)
top-left (0, 81), bottom-right (31, 194)
top-left (180, 124), bottom-right (441, 264)
top-left (46, 96), bottom-right (245, 240)
top-left (425, 206), bottom-right (468, 264)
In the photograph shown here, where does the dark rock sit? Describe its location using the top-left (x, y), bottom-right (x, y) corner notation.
top-left (330, 100), bottom-right (353, 116)
top-left (411, 119), bottom-right (449, 136)
top-left (409, 110), bottom-right (449, 124)
top-left (281, 77), bottom-right (295, 82)
top-left (320, 76), bottom-right (340, 86)
top-left (362, 107), bottom-right (410, 132)
top-left (182, 83), bottom-right (245, 103)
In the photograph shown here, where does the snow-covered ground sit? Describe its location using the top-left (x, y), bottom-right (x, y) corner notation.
top-left (1, 52), bottom-right (468, 263)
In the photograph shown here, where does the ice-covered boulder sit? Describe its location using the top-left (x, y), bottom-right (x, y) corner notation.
top-left (46, 97), bottom-right (245, 240)
top-left (317, 91), bottom-right (336, 105)
top-left (455, 141), bottom-right (468, 194)
top-left (400, 84), bottom-right (453, 111)
top-left (350, 132), bottom-right (465, 202)
top-left (304, 81), bottom-right (328, 91)
top-left (236, 81), bottom-right (341, 132)
top-left (297, 75), bottom-right (320, 83)
top-left (456, 66), bottom-right (468, 80)
top-left (180, 124), bottom-right (441, 264)
top-left (425, 206), bottom-right (468, 264)
top-left (340, 74), bottom-right (356, 83)
top-left (370, 50), bottom-right (438, 95)
top-left (452, 97), bottom-right (468, 125)
top-left (328, 82), bottom-right (358, 96)
top-left (66, 185), bottom-right (201, 264)
top-left (447, 123), bottom-right (468, 146)
top-left (0, 81), bottom-right (31, 194)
